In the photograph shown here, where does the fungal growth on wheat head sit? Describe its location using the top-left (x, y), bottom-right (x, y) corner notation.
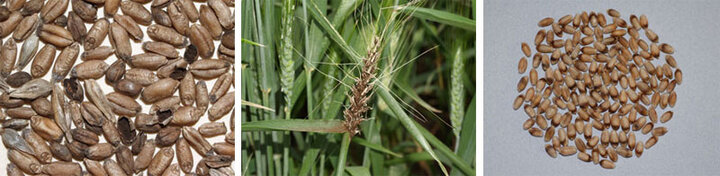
top-left (343, 36), bottom-right (382, 137)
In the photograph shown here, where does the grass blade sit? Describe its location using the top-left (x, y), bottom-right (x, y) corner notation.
top-left (319, 152), bottom-right (327, 176)
top-left (242, 38), bottom-right (266, 47)
top-left (251, 0), bottom-right (277, 175)
top-left (451, 95), bottom-right (476, 176)
top-left (376, 86), bottom-right (449, 176)
top-left (369, 125), bottom-right (386, 175)
top-left (352, 137), bottom-right (402, 158)
top-left (242, 149), bottom-right (253, 175)
top-left (325, 73), bottom-right (354, 120)
top-left (306, 0), bottom-right (362, 62)
top-left (358, 109), bottom-right (385, 175)
top-left (374, 87), bottom-right (475, 175)
top-left (394, 79), bottom-right (441, 113)
top-left (305, 0), bottom-right (360, 69)
top-left (241, 99), bottom-right (276, 112)
top-left (243, 119), bottom-right (347, 133)
top-left (384, 150), bottom-right (451, 166)
top-left (303, 0), bottom-right (327, 68)
top-left (414, 120), bottom-right (475, 175)
top-left (385, 151), bottom-right (433, 165)
top-left (321, 50), bottom-right (340, 118)
top-left (399, 7), bottom-right (475, 31)
top-left (290, 71), bottom-right (307, 107)
top-left (345, 166), bottom-right (371, 176)
top-left (298, 147), bottom-right (321, 176)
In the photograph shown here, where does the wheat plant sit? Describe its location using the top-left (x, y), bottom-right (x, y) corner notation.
top-left (241, 0), bottom-right (476, 175)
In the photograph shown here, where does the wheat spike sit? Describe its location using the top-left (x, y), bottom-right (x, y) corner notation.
top-left (343, 36), bottom-right (381, 136)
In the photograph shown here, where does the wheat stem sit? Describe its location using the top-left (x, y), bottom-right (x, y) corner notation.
top-left (336, 133), bottom-right (351, 176)
top-left (302, 0), bottom-right (314, 121)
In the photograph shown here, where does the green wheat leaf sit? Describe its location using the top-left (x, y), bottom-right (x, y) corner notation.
top-left (242, 119), bottom-right (347, 133)
top-left (400, 7), bottom-right (475, 31)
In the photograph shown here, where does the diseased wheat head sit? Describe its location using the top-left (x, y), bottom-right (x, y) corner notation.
top-left (343, 36), bottom-right (381, 137)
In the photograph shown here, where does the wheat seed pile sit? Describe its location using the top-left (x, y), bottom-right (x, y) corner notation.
top-left (513, 9), bottom-right (682, 169)
top-left (0, 0), bottom-right (235, 175)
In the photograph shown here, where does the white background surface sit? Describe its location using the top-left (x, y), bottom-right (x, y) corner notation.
top-left (484, 0), bottom-right (720, 175)
top-left (0, 1), bottom-right (235, 175)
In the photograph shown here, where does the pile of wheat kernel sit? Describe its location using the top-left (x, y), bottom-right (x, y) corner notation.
top-left (512, 9), bottom-right (682, 169)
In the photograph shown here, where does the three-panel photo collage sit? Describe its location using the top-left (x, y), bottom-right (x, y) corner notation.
top-left (0, 0), bottom-right (717, 176)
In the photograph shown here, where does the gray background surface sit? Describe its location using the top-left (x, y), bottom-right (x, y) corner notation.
top-left (484, 0), bottom-right (720, 175)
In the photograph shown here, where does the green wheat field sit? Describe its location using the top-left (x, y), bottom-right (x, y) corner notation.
top-left (241, 0), bottom-right (476, 175)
